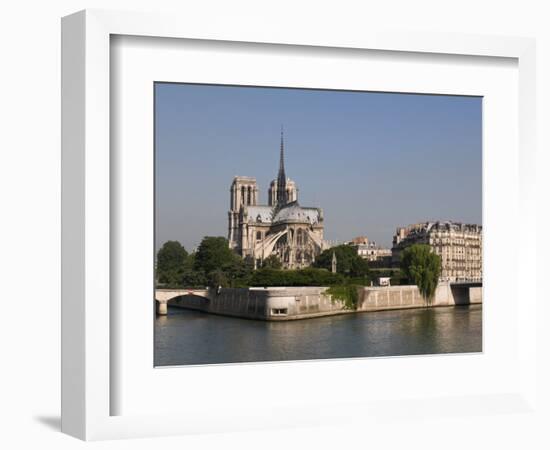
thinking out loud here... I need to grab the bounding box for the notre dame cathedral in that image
[228,130,327,269]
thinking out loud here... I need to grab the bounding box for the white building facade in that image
[348,236,392,266]
[392,221,483,282]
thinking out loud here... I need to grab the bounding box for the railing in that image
[439,277,483,284]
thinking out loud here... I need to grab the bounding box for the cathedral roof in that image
[244,202,322,225]
[272,201,321,225]
[245,205,273,223]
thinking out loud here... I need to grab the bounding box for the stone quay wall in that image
[356,282,482,312]
[166,282,482,321]
[168,286,347,320]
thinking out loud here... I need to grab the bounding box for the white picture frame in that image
[61,9,537,441]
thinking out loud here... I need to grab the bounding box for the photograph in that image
[154,83,483,366]
[1,0,543,445]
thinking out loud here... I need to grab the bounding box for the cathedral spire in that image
[276,126,288,207]
[279,126,285,175]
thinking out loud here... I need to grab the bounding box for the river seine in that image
[154,303,482,366]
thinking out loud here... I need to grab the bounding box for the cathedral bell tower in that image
[228,176,258,250]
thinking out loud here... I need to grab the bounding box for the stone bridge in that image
[155,288,210,315]
[447,281,482,305]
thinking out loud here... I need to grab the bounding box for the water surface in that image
[154,303,482,366]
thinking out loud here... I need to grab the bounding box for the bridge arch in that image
[155,288,210,315]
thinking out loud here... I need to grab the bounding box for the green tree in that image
[313,245,370,278]
[261,254,282,269]
[400,244,441,302]
[242,255,255,271]
[176,252,207,288]
[183,252,196,271]
[226,255,255,287]
[180,269,207,288]
[193,236,250,287]
[193,237,238,274]
[207,269,229,288]
[156,240,188,286]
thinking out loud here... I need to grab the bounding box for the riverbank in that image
[157,282,482,321]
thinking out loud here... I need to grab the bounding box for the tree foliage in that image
[157,240,188,272]
[207,269,229,288]
[248,267,344,287]
[400,244,441,302]
[261,254,282,269]
[313,245,370,278]
[180,267,206,288]
[156,238,376,290]
[194,237,238,274]
[193,236,252,287]
[156,240,188,287]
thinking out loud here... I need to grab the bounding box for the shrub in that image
[248,267,344,287]
[326,284,360,310]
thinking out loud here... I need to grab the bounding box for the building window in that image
[256,231,262,241]
[271,308,288,316]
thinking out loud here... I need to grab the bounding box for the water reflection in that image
[154,304,482,366]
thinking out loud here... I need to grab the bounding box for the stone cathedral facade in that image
[228,131,326,269]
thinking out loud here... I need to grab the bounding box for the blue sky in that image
[155,83,482,251]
